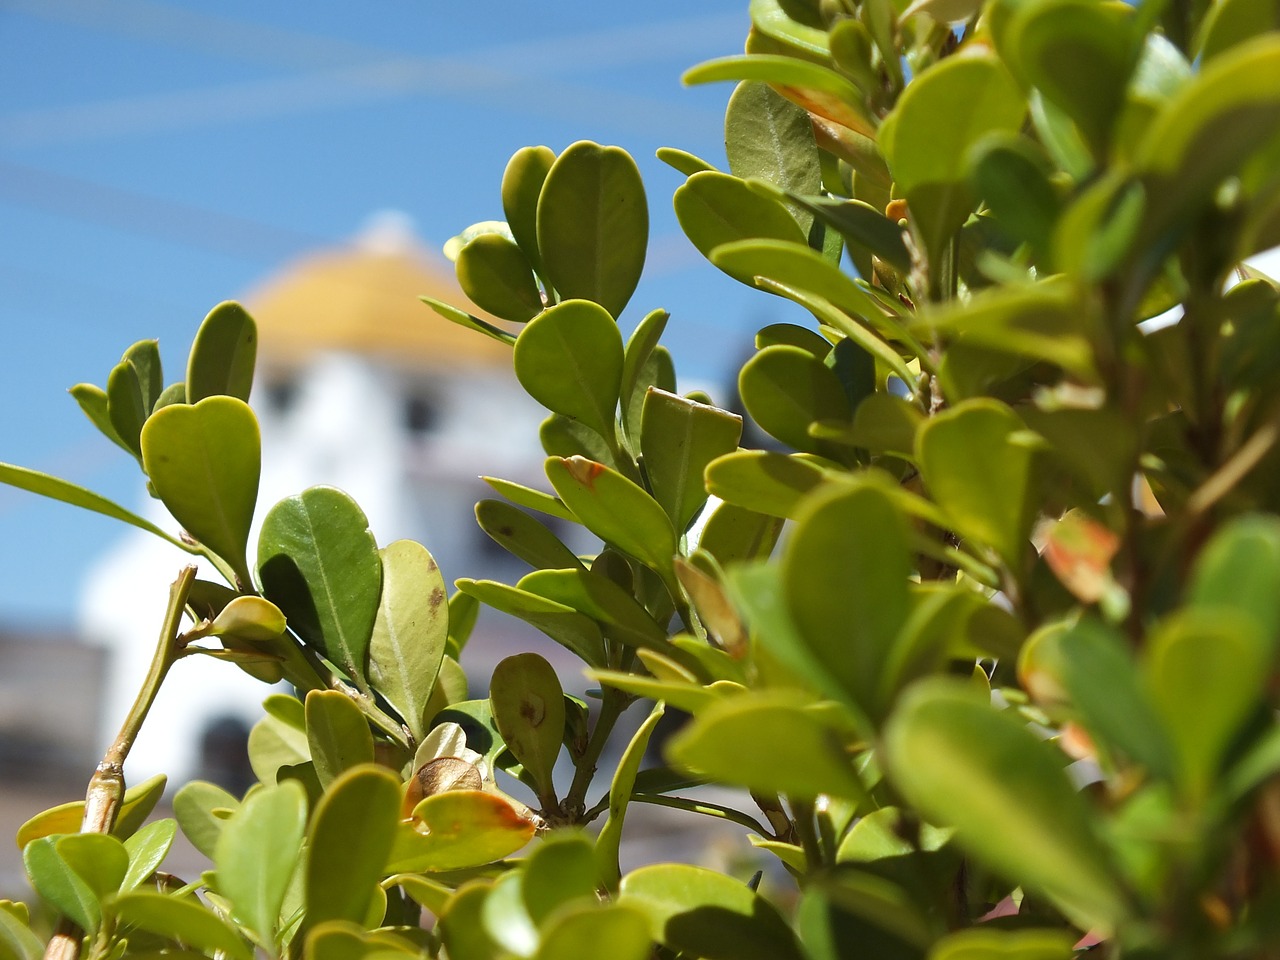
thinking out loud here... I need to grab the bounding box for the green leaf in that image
[215,780,307,949]
[784,481,912,719]
[884,680,1128,930]
[536,141,647,319]
[667,693,865,800]
[675,171,805,265]
[969,135,1061,262]
[518,568,669,652]
[0,906,43,960]
[926,927,1076,960]
[141,396,260,585]
[438,884,500,960]
[457,234,544,324]
[475,500,582,571]
[916,399,1039,568]
[514,299,624,440]
[597,703,665,891]
[69,382,128,452]
[187,301,257,403]
[107,338,163,458]
[850,393,922,459]
[482,476,576,523]
[697,501,784,565]
[368,540,448,741]
[777,193,912,272]
[121,819,177,892]
[545,456,676,577]
[502,145,556,276]
[1144,610,1270,801]
[305,691,375,789]
[656,147,716,176]
[172,781,239,860]
[750,0,830,56]
[489,653,565,802]
[1197,0,1280,61]
[710,239,909,347]
[114,892,253,960]
[640,388,742,534]
[1055,619,1175,779]
[914,282,1095,378]
[619,863,806,960]
[739,345,852,455]
[16,774,167,849]
[419,295,516,347]
[306,766,401,929]
[387,791,536,874]
[689,59,876,141]
[704,450,826,519]
[522,832,600,926]
[0,461,191,552]
[258,486,382,691]
[1186,514,1280,645]
[1008,0,1139,157]
[480,871,538,957]
[880,54,1025,265]
[23,837,102,934]
[54,833,128,900]
[535,904,650,960]
[1134,37,1280,238]
[454,578,606,668]
[620,307,671,445]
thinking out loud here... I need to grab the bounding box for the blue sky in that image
[0,0,793,626]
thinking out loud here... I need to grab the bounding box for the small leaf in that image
[502,145,556,275]
[535,904,650,960]
[368,540,448,741]
[597,703,665,890]
[187,301,257,403]
[514,300,624,440]
[482,476,576,523]
[142,396,260,585]
[675,171,805,263]
[457,235,544,324]
[927,927,1076,960]
[475,500,582,571]
[522,832,600,925]
[620,308,671,445]
[620,863,806,960]
[107,339,163,458]
[489,653,565,802]
[306,766,401,929]
[667,694,865,800]
[1186,514,1280,644]
[420,296,516,347]
[705,450,826,519]
[783,481,912,719]
[387,791,536,874]
[121,819,177,893]
[438,883,501,960]
[454,579,606,668]
[114,892,253,960]
[54,834,128,900]
[641,388,742,533]
[656,147,716,176]
[689,59,875,140]
[0,906,42,960]
[884,680,1128,930]
[306,691,375,789]
[258,486,382,691]
[739,346,852,456]
[23,838,101,934]
[69,382,128,451]
[916,399,1039,568]
[775,192,912,271]
[209,596,287,643]
[16,774,166,849]
[537,141,648,318]
[215,780,307,949]
[545,456,676,577]
[518,568,668,652]
[172,781,239,860]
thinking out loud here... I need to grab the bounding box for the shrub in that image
[4,1,1280,958]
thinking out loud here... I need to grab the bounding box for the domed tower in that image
[79,214,546,788]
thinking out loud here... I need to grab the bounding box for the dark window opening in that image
[403,391,439,435]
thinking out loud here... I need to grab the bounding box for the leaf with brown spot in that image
[489,653,565,805]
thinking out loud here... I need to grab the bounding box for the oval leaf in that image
[187,301,257,403]
[489,653,565,803]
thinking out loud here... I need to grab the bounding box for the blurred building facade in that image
[78,214,559,788]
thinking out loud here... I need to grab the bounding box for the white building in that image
[80,215,558,788]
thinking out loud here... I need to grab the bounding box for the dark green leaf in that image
[476,500,582,571]
[113,892,252,960]
[597,703,665,890]
[641,388,742,534]
[23,838,101,934]
[187,301,257,403]
[739,345,852,455]
[537,141,648,319]
[454,578,607,668]
[258,486,382,691]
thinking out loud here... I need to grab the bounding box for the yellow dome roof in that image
[244,218,514,370]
